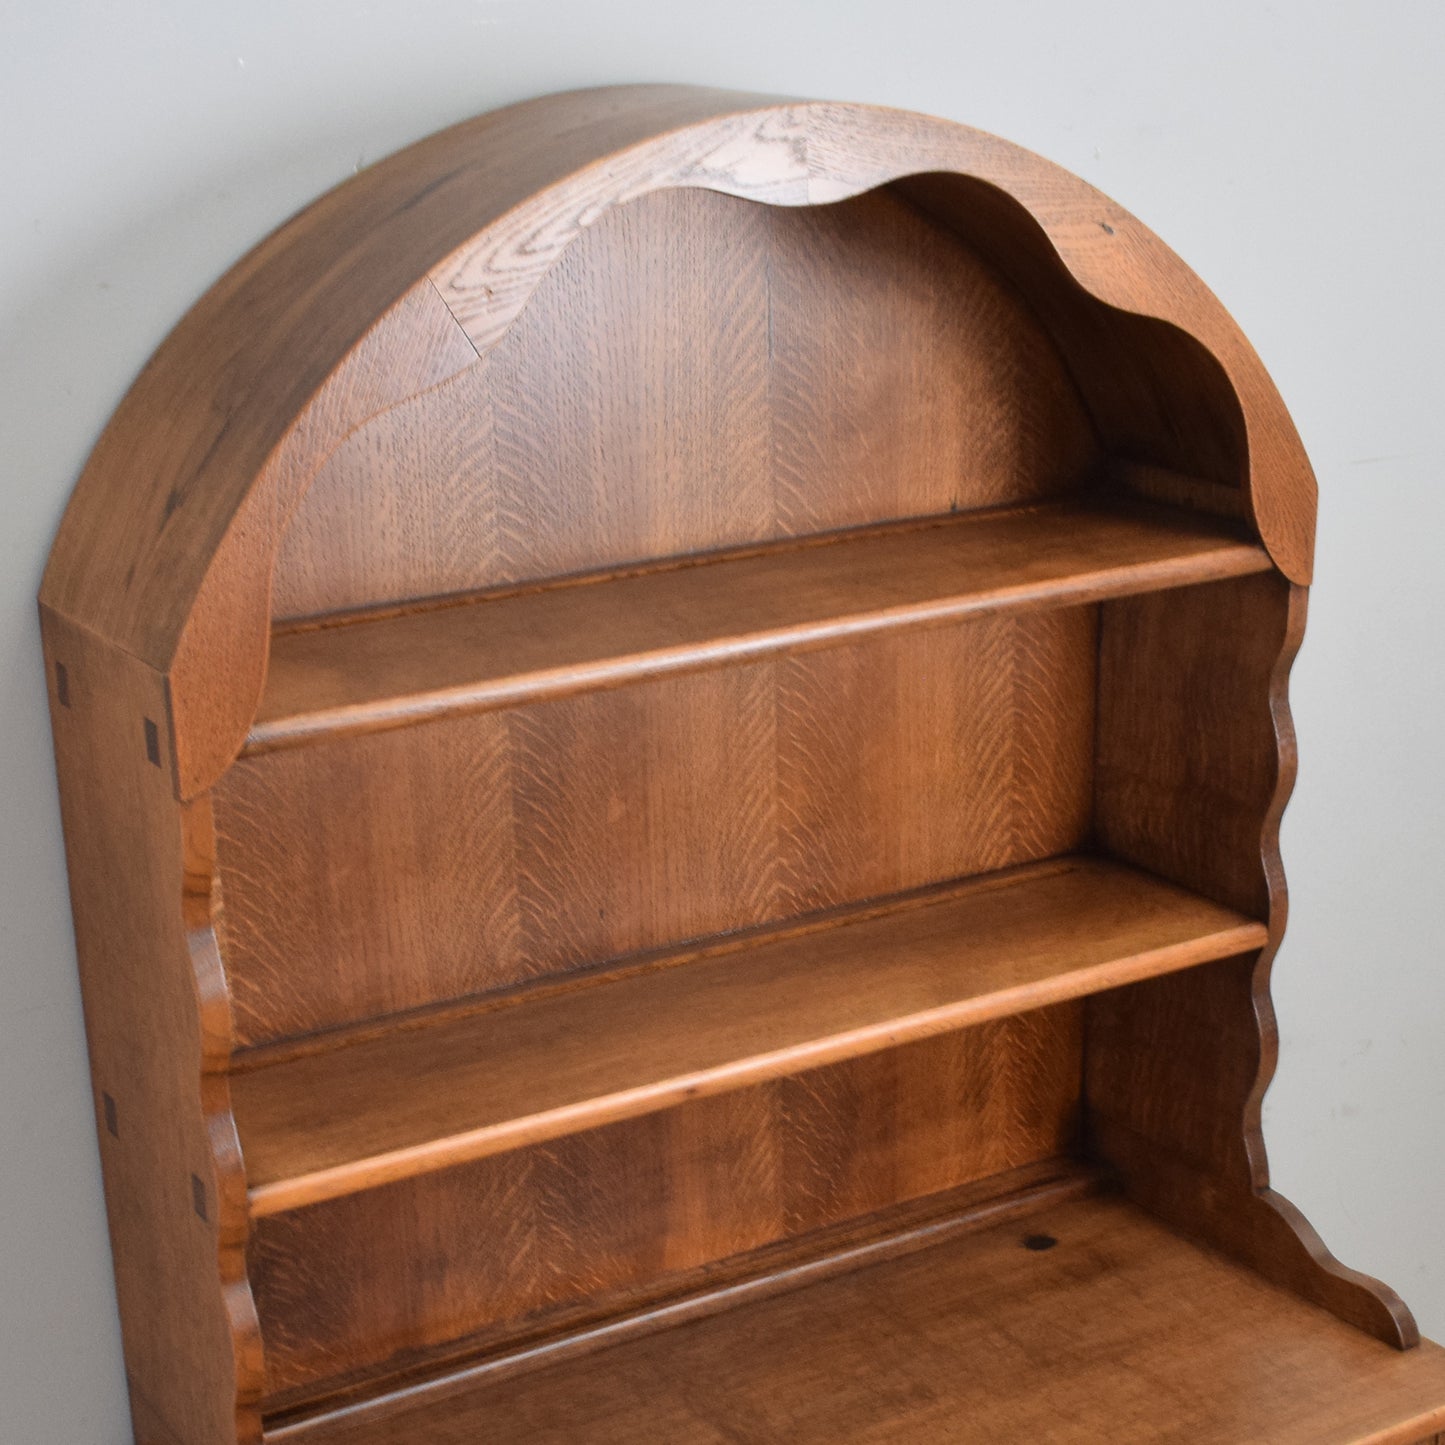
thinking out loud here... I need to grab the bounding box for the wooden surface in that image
[217,612,1097,1048]
[899,174,1254,514]
[232,856,1264,1215]
[40,83,1428,1444]
[255,497,1267,752]
[39,611,264,1443]
[1088,571,1416,1347]
[269,1194,1445,1445]
[38,86,1318,800]
[249,1035,1084,1404]
[272,185,1097,624]
[1095,570,1289,920]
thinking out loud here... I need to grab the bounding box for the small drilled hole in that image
[1023,1233,1058,1252]
[144,718,161,767]
[191,1173,208,1222]
[102,1092,118,1138]
[56,662,71,708]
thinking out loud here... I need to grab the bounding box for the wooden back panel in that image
[215,610,1096,1048]
[271,186,1098,622]
[250,1006,1084,1405]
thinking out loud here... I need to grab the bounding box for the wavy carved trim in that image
[37,87,1317,799]
[183,796,267,1438]
[1243,584,1419,1347]
[171,169,1266,796]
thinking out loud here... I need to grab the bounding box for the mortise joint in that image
[102,1092,118,1137]
[144,718,161,767]
[191,1173,208,1222]
[55,661,71,708]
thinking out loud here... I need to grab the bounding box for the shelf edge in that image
[245,918,1267,1218]
[246,540,1271,756]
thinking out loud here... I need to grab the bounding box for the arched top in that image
[40,85,1317,798]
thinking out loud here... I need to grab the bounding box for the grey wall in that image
[3,2,1442,1438]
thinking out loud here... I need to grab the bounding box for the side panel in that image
[1087,573,1416,1347]
[40,610,262,1443]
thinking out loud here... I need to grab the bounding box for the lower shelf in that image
[232,855,1265,1216]
[270,1189,1445,1445]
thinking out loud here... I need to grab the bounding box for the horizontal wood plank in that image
[233,856,1266,1216]
[269,1193,1445,1445]
[250,498,1270,752]
[261,1161,1102,1427]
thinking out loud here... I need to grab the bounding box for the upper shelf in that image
[231,855,1266,1218]
[248,495,1271,754]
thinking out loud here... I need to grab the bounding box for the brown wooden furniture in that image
[40,85,1445,1444]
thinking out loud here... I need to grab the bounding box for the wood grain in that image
[273,187,1098,622]
[254,497,1267,752]
[896,174,1253,502]
[265,1194,1445,1445]
[248,1020,1084,1405]
[215,611,1097,1047]
[1088,571,1417,1347]
[39,610,264,1444]
[1095,570,1289,918]
[40,84,1430,1445]
[231,855,1264,1215]
[40,87,1318,798]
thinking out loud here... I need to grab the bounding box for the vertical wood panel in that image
[1088,570,1289,1203]
[1087,955,1262,1194]
[505,662,781,978]
[215,711,524,1044]
[486,190,776,582]
[1094,571,1288,919]
[40,613,263,1444]
[271,187,1097,622]
[766,188,1095,535]
[1086,573,1416,1347]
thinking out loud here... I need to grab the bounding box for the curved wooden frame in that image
[41,84,1316,801]
[43,86,1427,1445]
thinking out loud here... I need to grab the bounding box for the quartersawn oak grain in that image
[217,612,1098,1048]
[251,496,1268,753]
[42,86,1318,799]
[40,84,1430,1444]
[231,856,1265,1215]
[250,1050,1088,1405]
[267,1195,1445,1445]
[271,185,1100,623]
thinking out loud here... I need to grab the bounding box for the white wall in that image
[3,2,1442,1438]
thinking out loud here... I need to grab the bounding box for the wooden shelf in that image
[232,856,1266,1217]
[45,86,1436,1445]
[248,497,1270,753]
[270,1191,1445,1445]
